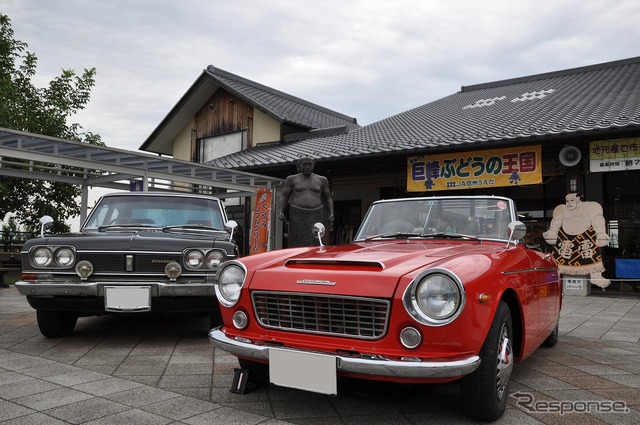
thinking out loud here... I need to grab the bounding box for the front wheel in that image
[36,310,78,338]
[461,301,513,422]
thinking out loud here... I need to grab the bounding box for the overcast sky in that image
[2,0,640,151]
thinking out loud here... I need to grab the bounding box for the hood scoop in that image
[285,258,385,271]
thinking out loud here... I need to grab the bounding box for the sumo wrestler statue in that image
[278,156,334,247]
[543,193,610,288]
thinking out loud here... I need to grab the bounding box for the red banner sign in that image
[250,189,272,254]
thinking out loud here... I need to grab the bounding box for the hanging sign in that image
[589,138,640,172]
[250,188,272,254]
[407,145,542,192]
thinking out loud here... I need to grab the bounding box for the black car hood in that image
[27,229,230,251]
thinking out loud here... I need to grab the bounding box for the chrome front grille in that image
[76,253,181,273]
[252,291,390,340]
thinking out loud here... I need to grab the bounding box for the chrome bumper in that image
[208,328,480,379]
[15,281,215,297]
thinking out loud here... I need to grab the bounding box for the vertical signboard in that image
[407,145,542,192]
[250,189,272,254]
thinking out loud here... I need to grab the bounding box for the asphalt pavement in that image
[2,285,640,424]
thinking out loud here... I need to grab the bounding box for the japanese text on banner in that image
[407,145,542,192]
[250,188,272,254]
[589,138,640,172]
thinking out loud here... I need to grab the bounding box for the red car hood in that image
[246,240,501,298]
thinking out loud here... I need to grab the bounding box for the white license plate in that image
[269,348,337,395]
[104,286,151,312]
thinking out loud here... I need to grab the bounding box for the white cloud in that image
[2,0,639,150]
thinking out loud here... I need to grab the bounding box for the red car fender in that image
[410,245,550,362]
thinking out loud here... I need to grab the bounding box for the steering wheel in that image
[380,220,416,233]
[108,217,140,225]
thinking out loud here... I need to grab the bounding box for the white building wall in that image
[172,119,195,161]
[253,108,280,145]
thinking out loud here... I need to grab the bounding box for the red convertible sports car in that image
[209,196,561,421]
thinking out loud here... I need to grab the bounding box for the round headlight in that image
[403,269,465,326]
[185,249,204,269]
[416,274,460,320]
[165,261,182,280]
[55,247,75,268]
[205,250,226,268]
[216,263,246,307]
[75,260,94,280]
[32,247,53,267]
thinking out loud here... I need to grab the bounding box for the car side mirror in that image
[313,222,326,247]
[506,221,526,246]
[225,220,238,242]
[39,215,54,237]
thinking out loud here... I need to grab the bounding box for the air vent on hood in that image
[285,258,385,270]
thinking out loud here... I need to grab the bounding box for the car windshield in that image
[83,195,226,230]
[353,197,515,241]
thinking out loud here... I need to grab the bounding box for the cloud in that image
[3,0,640,150]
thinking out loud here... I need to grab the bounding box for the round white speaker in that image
[559,146,582,167]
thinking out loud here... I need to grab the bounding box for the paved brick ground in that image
[2,286,640,424]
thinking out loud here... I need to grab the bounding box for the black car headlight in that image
[55,247,75,267]
[30,246,75,269]
[184,248,227,270]
[32,247,53,267]
[215,261,246,307]
[185,249,205,269]
[205,250,226,268]
[402,268,465,326]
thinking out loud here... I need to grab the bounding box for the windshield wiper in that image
[365,232,422,241]
[162,224,221,232]
[419,232,481,241]
[97,224,157,231]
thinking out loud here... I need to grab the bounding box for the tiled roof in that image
[140,66,359,155]
[209,57,640,170]
[205,66,360,131]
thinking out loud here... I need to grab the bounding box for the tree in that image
[1,216,29,251]
[0,14,103,233]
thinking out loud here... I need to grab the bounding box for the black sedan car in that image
[16,191,238,337]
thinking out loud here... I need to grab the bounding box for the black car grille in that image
[77,253,181,274]
[252,291,390,340]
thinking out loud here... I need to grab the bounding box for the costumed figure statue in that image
[543,193,610,288]
[278,156,334,247]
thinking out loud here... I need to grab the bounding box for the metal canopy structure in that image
[0,127,284,225]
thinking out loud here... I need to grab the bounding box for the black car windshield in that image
[353,197,515,241]
[83,195,226,230]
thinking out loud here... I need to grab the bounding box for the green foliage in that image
[0,14,103,233]
[1,216,19,234]
[1,216,33,250]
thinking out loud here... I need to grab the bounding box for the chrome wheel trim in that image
[495,323,513,401]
